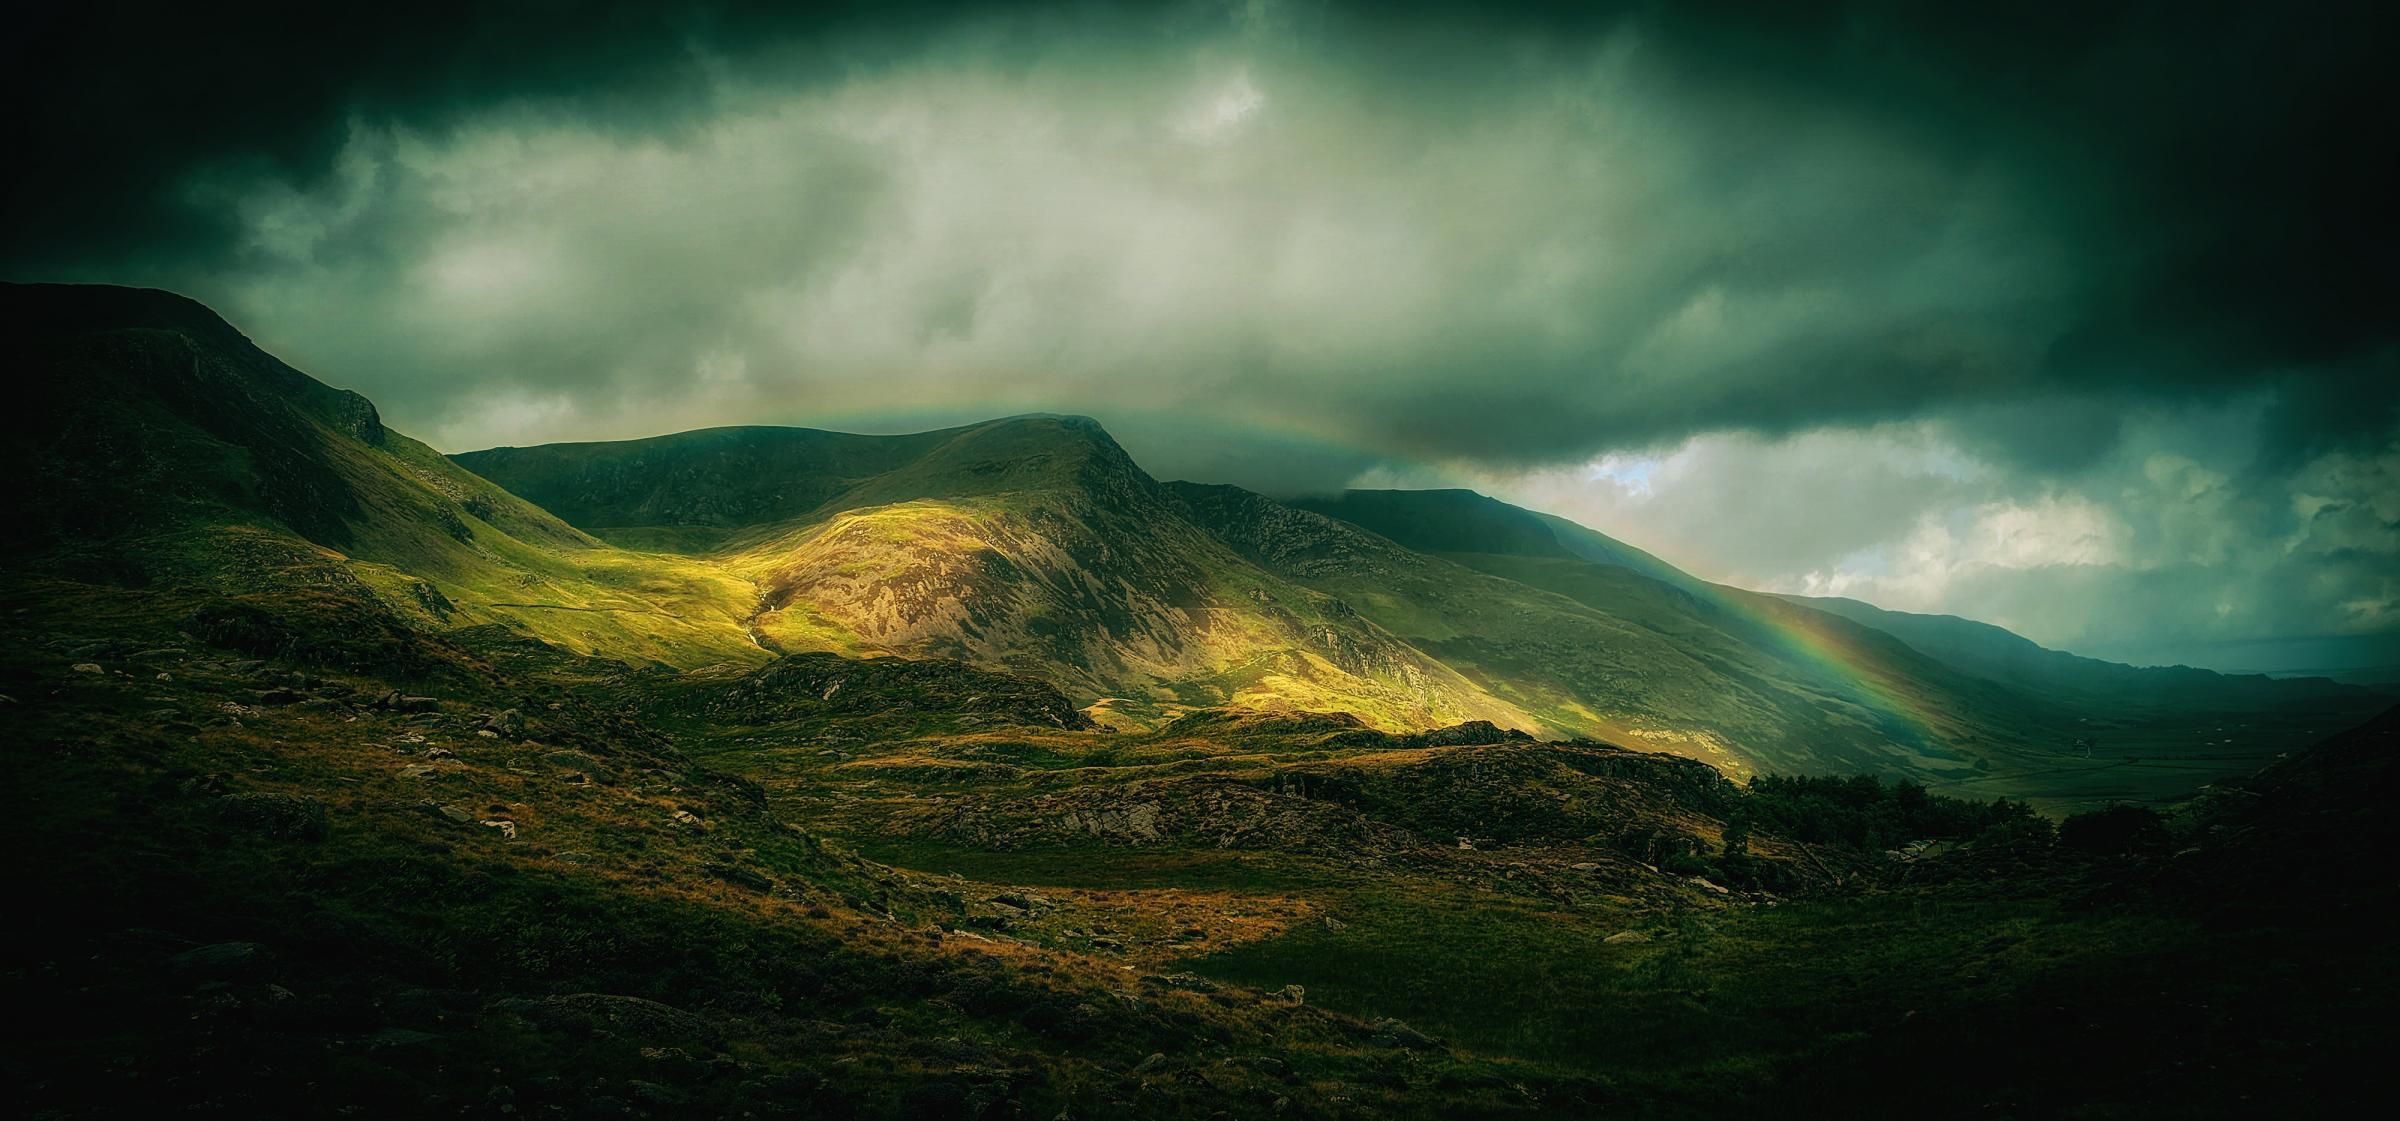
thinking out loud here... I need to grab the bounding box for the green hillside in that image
[1177,483,2051,778]
[1,282,764,669]
[1280,486,2387,809]
[467,415,1535,734]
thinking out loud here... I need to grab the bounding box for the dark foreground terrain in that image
[4,577,2392,1119]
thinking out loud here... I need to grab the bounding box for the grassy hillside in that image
[1177,483,2050,779]
[466,415,1538,734]
[1,282,764,670]
[1281,486,2389,808]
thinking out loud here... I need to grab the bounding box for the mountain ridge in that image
[8,282,2377,799]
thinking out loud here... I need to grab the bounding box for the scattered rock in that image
[1265,984,1306,1007]
[1603,930,1650,945]
[71,663,103,675]
[482,709,526,738]
[481,818,518,840]
[1130,1052,1166,1074]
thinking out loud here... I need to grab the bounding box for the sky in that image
[5,1,2394,674]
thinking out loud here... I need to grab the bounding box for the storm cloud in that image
[5,1,2393,671]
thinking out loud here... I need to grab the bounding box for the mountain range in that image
[9,281,2395,1118]
[7,282,2380,801]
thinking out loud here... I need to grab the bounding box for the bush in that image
[1738,774,2038,853]
[2059,805,2169,856]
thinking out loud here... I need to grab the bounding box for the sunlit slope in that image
[463,417,1537,732]
[1,283,762,668]
[1174,483,2046,777]
[1266,485,2387,785]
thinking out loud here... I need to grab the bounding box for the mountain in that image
[11,282,2371,795]
[463,418,1534,733]
[0,282,764,669]
[10,282,2391,1117]
[1772,593,2367,708]
[1290,488,1697,590]
[465,418,2063,777]
[1179,483,2061,777]
[1254,486,2385,802]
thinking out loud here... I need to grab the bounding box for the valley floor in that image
[5,575,2392,1119]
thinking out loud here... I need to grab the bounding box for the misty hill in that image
[1772,593,2365,708]
[1176,482,2058,777]
[1258,486,2386,799]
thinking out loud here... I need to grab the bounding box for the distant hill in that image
[1288,488,1697,589]
[1267,485,2385,803]
[1772,593,2363,710]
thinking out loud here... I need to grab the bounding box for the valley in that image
[5,283,2392,1118]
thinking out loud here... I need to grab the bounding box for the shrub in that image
[2059,805,2169,856]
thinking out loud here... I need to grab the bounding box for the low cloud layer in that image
[5,1,2393,671]
[1404,400,2399,671]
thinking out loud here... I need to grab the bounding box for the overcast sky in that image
[5,1,2393,673]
